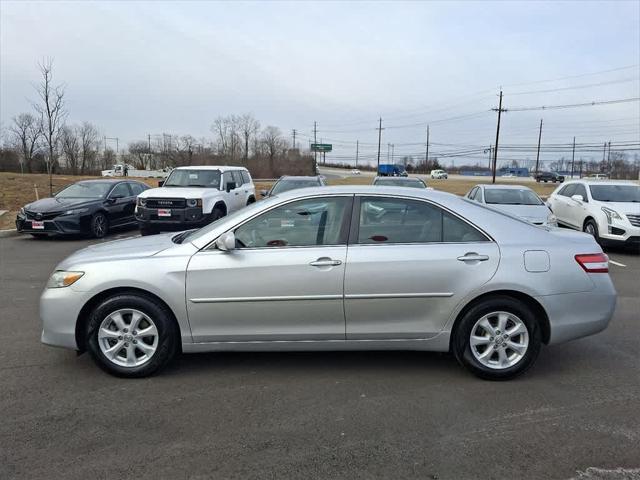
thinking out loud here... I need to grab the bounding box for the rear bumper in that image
[537,276,617,345]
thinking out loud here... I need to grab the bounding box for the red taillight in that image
[575,253,609,273]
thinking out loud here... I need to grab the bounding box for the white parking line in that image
[609,259,627,267]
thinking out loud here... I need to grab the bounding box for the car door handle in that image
[457,253,489,262]
[309,258,342,267]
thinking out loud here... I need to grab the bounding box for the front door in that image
[105,182,135,226]
[344,196,500,339]
[186,195,353,342]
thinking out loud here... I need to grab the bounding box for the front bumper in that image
[135,206,206,228]
[598,220,640,249]
[40,286,93,350]
[16,213,87,236]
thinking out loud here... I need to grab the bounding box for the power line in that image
[506,97,640,112]
[507,77,639,96]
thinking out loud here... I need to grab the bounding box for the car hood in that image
[594,201,640,216]
[59,232,179,268]
[139,187,221,199]
[487,203,550,223]
[24,197,99,212]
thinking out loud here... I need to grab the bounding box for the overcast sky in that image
[1,0,639,166]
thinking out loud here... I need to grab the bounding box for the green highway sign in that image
[311,143,332,152]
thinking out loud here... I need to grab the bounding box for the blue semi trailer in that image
[378,164,408,176]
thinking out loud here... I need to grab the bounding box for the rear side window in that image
[357,197,487,244]
[241,171,251,185]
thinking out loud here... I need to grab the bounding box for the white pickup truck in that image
[101,164,170,178]
[134,166,256,235]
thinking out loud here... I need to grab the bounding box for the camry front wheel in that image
[86,293,179,377]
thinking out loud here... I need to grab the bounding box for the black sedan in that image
[16,179,149,238]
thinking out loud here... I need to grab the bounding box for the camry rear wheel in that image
[453,296,541,380]
[86,294,178,377]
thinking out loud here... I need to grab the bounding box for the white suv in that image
[547,179,640,248]
[135,166,255,235]
[430,169,448,179]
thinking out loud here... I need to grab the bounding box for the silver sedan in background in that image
[40,186,616,380]
[466,184,557,226]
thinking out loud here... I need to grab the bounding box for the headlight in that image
[63,208,89,216]
[601,207,622,224]
[186,199,202,207]
[546,213,557,226]
[19,207,25,216]
[137,197,147,207]
[46,270,84,288]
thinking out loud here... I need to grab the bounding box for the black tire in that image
[140,226,159,236]
[85,293,179,378]
[210,206,225,222]
[90,212,109,238]
[583,219,600,244]
[452,295,542,381]
[246,197,256,205]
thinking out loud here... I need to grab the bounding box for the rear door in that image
[344,195,499,339]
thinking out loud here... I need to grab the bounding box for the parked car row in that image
[16,166,256,238]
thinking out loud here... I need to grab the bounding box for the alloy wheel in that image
[93,215,107,237]
[469,311,529,370]
[98,309,159,368]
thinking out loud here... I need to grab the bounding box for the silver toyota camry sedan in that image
[40,186,616,380]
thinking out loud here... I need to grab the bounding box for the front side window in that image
[110,183,131,198]
[559,184,577,197]
[163,169,221,188]
[357,197,487,244]
[573,184,589,202]
[129,182,146,196]
[232,170,244,186]
[235,197,350,248]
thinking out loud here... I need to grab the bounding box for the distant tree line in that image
[0,60,314,185]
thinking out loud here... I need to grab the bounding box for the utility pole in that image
[387,143,390,162]
[355,140,359,168]
[491,90,505,184]
[148,134,151,153]
[534,119,543,177]
[424,125,430,174]
[487,144,492,170]
[313,121,317,165]
[376,117,383,172]
[391,144,395,163]
[607,140,612,172]
[292,129,297,148]
[570,136,576,178]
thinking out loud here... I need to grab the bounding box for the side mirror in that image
[158,180,165,187]
[571,194,584,202]
[225,182,236,193]
[215,231,236,252]
[260,190,268,197]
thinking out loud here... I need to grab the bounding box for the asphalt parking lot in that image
[1,231,639,480]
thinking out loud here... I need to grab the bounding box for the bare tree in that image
[9,113,43,173]
[240,113,260,162]
[60,125,80,175]
[33,58,66,194]
[128,141,150,169]
[260,126,287,173]
[78,122,100,174]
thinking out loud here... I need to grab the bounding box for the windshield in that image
[163,170,221,188]
[589,184,640,202]
[270,179,321,195]
[374,178,426,188]
[56,182,112,199]
[484,188,543,205]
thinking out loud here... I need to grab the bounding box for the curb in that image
[0,229,19,238]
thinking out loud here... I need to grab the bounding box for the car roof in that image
[77,179,128,183]
[563,179,637,186]
[479,184,534,190]
[273,185,456,201]
[277,176,321,181]
[173,165,247,172]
